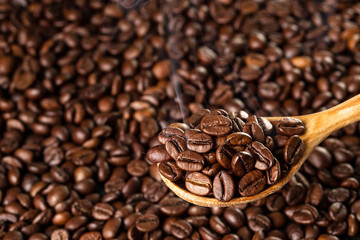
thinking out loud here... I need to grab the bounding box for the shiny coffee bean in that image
[159,160,183,181]
[250,141,275,170]
[176,150,205,171]
[239,170,266,197]
[284,135,305,165]
[186,130,214,153]
[276,117,305,136]
[165,136,187,160]
[200,114,233,136]
[185,172,212,196]
[213,170,235,202]
[231,151,254,177]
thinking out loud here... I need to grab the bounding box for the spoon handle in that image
[299,94,360,145]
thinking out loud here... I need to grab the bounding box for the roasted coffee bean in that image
[158,127,185,145]
[222,234,240,240]
[186,130,213,153]
[159,197,189,216]
[285,183,307,206]
[248,214,271,232]
[216,145,236,170]
[200,114,233,136]
[265,136,275,151]
[209,216,230,235]
[286,223,305,240]
[71,149,96,165]
[284,135,305,165]
[331,163,354,179]
[51,229,70,240]
[308,146,332,169]
[276,117,305,136]
[92,203,114,221]
[165,136,187,160]
[250,141,275,170]
[143,182,168,203]
[231,151,254,177]
[159,160,183,181]
[258,117,274,135]
[239,66,262,81]
[65,216,88,231]
[136,214,160,232]
[169,220,192,239]
[243,122,265,143]
[213,170,235,202]
[185,110,210,128]
[199,226,220,240]
[185,172,212,196]
[329,202,347,222]
[79,231,102,240]
[146,145,172,163]
[128,225,144,240]
[347,214,358,237]
[225,132,252,147]
[266,158,281,185]
[327,221,347,235]
[292,204,318,224]
[202,163,222,177]
[71,199,93,217]
[127,160,149,177]
[239,170,266,197]
[176,150,205,171]
[47,185,70,207]
[266,195,285,212]
[186,215,209,228]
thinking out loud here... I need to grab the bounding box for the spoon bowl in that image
[158,94,360,207]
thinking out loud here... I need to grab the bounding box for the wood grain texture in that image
[158,94,360,207]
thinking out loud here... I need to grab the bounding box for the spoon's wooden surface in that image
[158,94,360,207]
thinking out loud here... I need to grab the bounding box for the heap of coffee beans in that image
[147,109,305,201]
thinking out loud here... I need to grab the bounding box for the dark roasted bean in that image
[146,145,172,163]
[176,150,205,171]
[266,159,281,185]
[171,219,193,239]
[165,136,187,160]
[243,122,265,143]
[202,163,222,177]
[216,145,236,170]
[200,114,233,136]
[225,132,252,147]
[276,117,305,136]
[239,170,266,197]
[136,214,160,232]
[92,203,114,221]
[248,214,271,232]
[209,216,230,235]
[185,172,212,196]
[213,170,234,202]
[231,151,254,177]
[159,160,183,181]
[159,197,189,216]
[284,135,305,165]
[250,141,275,170]
[186,130,213,153]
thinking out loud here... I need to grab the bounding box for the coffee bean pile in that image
[148,109,305,201]
[0,0,360,239]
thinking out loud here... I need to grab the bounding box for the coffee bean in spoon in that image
[148,109,306,202]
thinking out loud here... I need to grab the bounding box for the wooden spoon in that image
[158,94,360,207]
